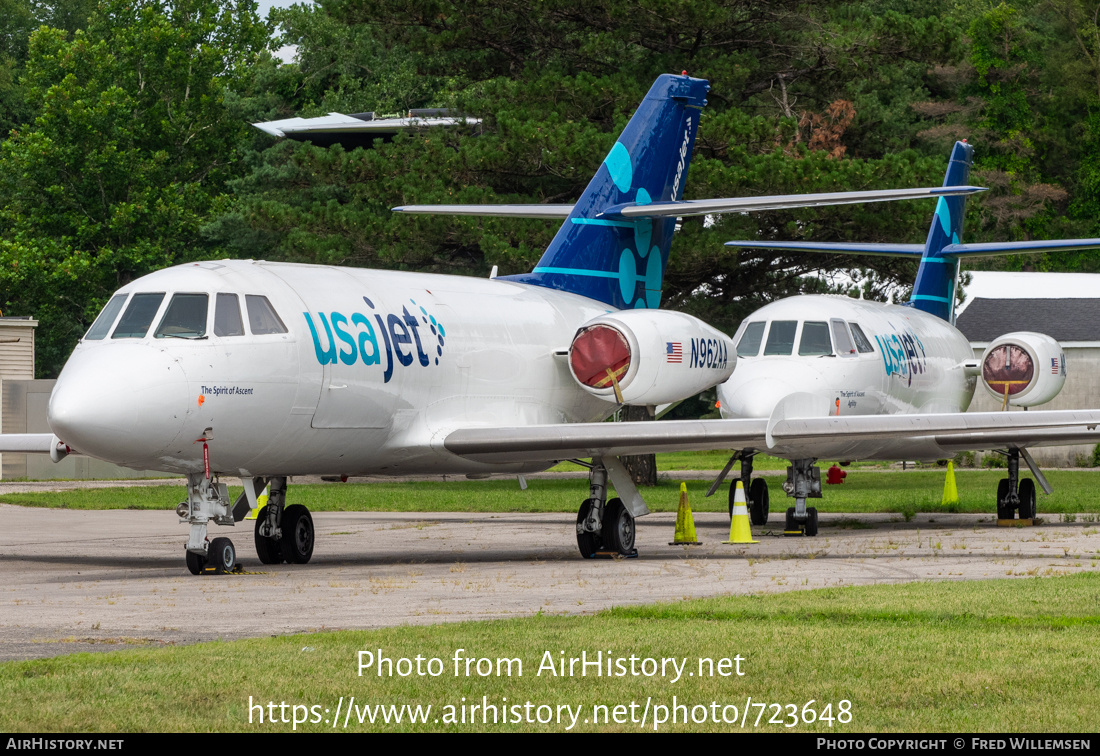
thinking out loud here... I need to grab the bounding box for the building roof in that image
[958,271,1100,309]
[955,298,1100,342]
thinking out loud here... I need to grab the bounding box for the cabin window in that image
[763,320,797,356]
[155,293,209,339]
[246,295,288,335]
[798,321,832,356]
[214,293,245,337]
[736,321,765,357]
[831,319,856,357]
[112,293,166,339]
[849,323,875,353]
[84,294,128,340]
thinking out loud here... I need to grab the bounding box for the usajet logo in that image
[874,326,927,386]
[304,296,446,383]
[670,118,694,200]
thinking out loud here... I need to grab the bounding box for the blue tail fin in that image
[908,141,974,322]
[500,74,709,309]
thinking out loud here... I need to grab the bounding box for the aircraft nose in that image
[48,344,190,467]
[719,376,802,419]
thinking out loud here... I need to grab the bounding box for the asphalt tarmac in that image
[3,501,1099,662]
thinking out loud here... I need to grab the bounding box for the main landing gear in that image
[180,474,314,574]
[575,459,645,558]
[728,452,770,526]
[996,448,1037,521]
[780,458,821,537]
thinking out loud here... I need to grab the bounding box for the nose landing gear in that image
[781,458,821,536]
[181,474,313,574]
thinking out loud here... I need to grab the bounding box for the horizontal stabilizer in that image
[392,204,575,219]
[724,237,1100,260]
[941,238,1100,258]
[395,186,984,220]
[604,186,985,218]
[724,241,925,257]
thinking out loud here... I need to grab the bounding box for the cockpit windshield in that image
[214,293,245,337]
[763,321,797,356]
[112,293,166,339]
[155,293,208,339]
[84,294,128,340]
[798,321,832,356]
[736,321,765,357]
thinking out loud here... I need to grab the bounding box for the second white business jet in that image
[712,141,1100,534]
[3,75,1089,572]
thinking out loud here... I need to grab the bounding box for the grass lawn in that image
[3,574,1099,732]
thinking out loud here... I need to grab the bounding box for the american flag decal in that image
[1051,357,1059,375]
[666,342,682,363]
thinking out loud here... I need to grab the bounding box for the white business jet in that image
[1,75,1082,574]
[712,140,1100,534]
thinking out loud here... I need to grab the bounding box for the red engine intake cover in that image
[982,344,1033,396]
[570,325,631,389]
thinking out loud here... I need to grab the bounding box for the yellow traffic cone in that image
[942,462,959,507]
[245,484,270,521]
[724,480,758,544]
[669,482,701,545]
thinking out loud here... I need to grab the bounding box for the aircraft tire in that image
[749,478,770,526]
[253,506,284,564]
[784,507,798,533]
[185,549,206,575]
[208,537,237,574]
[602,498,635,554]
[281,505,315,564]
[576,499,603,558]
[996,478,1012,519]
[1018,478,1037,520]
[804,507,819,537]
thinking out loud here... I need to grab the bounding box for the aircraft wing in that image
[394,186,985,219]
[444,409,1100,464]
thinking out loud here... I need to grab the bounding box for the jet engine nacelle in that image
[568,310,736,406]
[979,332,1066,407]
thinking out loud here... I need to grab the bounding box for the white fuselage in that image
[717,295,979,460]
[48,260,617,477]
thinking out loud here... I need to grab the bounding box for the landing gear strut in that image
[729,453,770,526]
[996,449,1037,520]
[781,458,821,536]
[180,474,314,574]
[254,477,285,564]
[180,473,235,575]
[575,460,637,558]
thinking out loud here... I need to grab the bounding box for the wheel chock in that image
[783,529,805,537]
[591,549,638,559]
[670,482,701,545]
[997,518,1036,527]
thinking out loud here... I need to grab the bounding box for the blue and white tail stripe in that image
[500,74,709,310]
[907,141,972,322]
